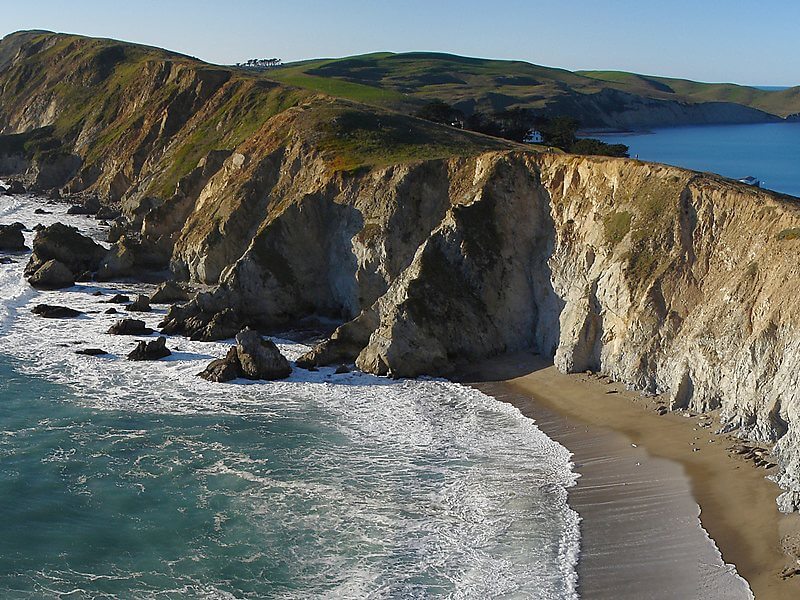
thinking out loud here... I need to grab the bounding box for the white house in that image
[523,129,544,144]
[738,176,761,188]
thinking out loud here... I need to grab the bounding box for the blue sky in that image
[1,0,797,86]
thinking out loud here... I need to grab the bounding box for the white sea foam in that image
[0,194,581,598]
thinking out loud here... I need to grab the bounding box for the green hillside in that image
[265,52,800,127]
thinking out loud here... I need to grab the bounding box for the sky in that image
[1,0,798,86]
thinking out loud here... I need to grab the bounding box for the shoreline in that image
[460,353,800,600]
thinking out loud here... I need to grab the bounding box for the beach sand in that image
[461,353,800,600]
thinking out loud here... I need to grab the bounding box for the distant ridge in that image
[267,51,800,128]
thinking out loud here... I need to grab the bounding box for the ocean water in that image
[596,122,800,197]
[0,193,580,599]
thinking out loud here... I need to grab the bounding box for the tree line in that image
[414,100,629,157]
[236,58,283,70]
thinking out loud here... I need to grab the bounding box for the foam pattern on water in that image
[0,195,580,598]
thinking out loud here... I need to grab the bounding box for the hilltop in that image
[266,51,800,128]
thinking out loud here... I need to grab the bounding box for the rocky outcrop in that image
[96,237,136,280]
[149,280,190,304]
[107,318,153,336]
[24,223,105,278]
[198,331,292,382]
[198,347,242,383]
[27,258,74,289]
[126,295,151,312]
[127,336,171,361]
[234,328,291,380]
[31,304,82,318]
[0,222,26,250]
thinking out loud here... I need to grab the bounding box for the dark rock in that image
[75,270,93,282]
[0,222,27,250]
[0,186,6,194]
[32,304,82,318]
[127,336,171,361]
[33,223,45,231]
[296,311,379,368]
[235,328,291,380]
[190,308,239,341]
[95,206,120,221]
[102,293,130,304]
[198,347,242,383]
[28,259,75,289]
[150,280,190,304]
[107,221,126,244]
[107,318,153,336]
[75,348,108,356]
[66,196,101,215]
[126,295,151,312]
[33,208,50,215]
[334,364,351,374]
[91,290,103,296]
[0,257,12,264]
[105,307,118,314]
[24,223,106,277]
[7,181,25,194]
[48,188,61,200]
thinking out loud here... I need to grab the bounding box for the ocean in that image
[0,192,580,599]
[596,122,800,198]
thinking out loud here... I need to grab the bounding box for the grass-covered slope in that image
[0,32,520,199]
[267,51,800,126]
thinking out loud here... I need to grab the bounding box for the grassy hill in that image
[0,31,525,196]
[265,52,800,127]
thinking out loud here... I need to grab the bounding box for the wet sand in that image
[460,353,800,600]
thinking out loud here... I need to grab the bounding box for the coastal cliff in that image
[2,31,800,508]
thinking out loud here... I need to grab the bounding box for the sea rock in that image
[0,222,27,250]
[24,223,105,277]
[95,206,120,221]
[126,295,151,312]
[235,328,291,380]
[32,304,82,318]
[75,348,108,356]
[33,208,50,215]
[0,257,12,264]
[198,347,242,383]
[6,181,25,194]
[190,308,239,341]
[334,364,351,374]
[27,258,74,289]
[102,293,130,304]
[127,336,171,361]
[107,318,153,336]
[149,280,191,304]
[104,307,118,314]
[96,237,136,280]
[66,195,101,215]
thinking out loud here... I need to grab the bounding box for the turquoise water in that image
[0,350,580,599]
[597,122,800,197]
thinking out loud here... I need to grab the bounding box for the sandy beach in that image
[461,353,800,600]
